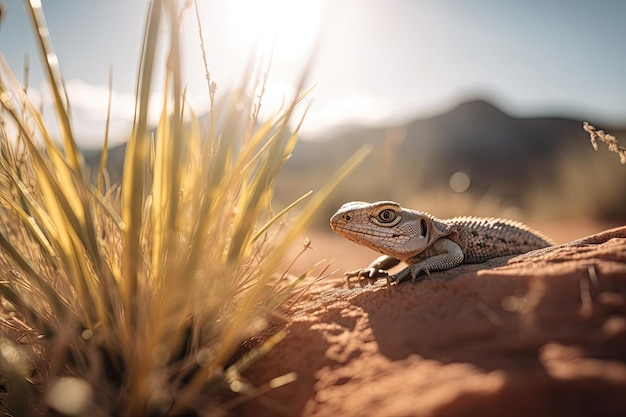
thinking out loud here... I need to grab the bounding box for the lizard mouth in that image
[329,214,343,232]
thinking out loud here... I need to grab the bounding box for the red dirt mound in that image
[236,226,626,417]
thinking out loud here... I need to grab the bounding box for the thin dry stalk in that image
[583,121,626,165]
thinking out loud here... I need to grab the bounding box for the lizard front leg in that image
[389,238,464,284]
[344,255,401,283]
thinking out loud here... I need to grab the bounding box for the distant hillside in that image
[289,100,593,182]
[293,100,626,219]
[84,99,626,224]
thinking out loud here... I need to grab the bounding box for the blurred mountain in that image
[288,100,626,220]
[290,99,588,182]
[84,99,626,223]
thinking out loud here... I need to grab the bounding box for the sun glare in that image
[229,0,323,65]
[182,0,324,122]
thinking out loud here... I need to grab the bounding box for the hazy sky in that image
[1,0,625,148]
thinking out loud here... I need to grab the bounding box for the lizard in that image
[330,201,554,284]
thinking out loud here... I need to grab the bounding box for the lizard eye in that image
[377,209,396,223]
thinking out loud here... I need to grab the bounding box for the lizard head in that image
[330,201,446,261]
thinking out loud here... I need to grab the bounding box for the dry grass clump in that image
[0,1,367,415]
[583,121,626,165]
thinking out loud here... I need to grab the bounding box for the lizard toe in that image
[389,270,410,285]
[410,268,430,283]
[345,268,388,282]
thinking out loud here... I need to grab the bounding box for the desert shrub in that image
[0,1,366,415]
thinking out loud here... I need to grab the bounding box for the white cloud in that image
[301,94,396,137]
[255,81,301,118]
[24,80,135,147]
[65,79,136,122]
[26,77,374,147]
[28,79,191,148]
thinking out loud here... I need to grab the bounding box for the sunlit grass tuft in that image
[0,0,368,415]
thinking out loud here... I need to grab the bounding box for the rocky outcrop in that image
[237,226,626,417]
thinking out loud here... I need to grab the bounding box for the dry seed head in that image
[583,121,626,164]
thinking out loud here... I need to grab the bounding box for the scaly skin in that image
[330,201,554,284]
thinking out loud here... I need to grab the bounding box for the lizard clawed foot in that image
[344,268,389,285]
[387,268,430,285]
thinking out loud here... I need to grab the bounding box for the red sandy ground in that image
[234,223,626,417]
